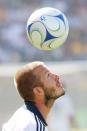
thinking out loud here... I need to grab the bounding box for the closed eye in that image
[44,70,52,79]
[47,73,50,76]
[47,73,51,79]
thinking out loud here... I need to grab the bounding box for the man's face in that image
[34,65,65,101]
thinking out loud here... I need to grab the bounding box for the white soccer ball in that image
[27,7,69,50]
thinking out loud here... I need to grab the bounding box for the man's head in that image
[14,61,44,101]
[14,61,65,104]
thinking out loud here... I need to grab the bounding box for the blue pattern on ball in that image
[56,14,65,24]
[28,23,33,34]
[44,28,57,42]
[27,14,67,46]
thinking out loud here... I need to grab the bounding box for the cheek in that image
[44,86,55,96]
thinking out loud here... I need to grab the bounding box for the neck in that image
[35,99,54,120]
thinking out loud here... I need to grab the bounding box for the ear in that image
[33,87,44,96]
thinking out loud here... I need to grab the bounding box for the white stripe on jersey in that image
[35,115,45,131]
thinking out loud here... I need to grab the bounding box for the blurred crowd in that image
[0,0,87,63]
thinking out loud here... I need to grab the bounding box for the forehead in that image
[33,65,50,77]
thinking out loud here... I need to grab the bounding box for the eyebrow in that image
[44,69,50,75]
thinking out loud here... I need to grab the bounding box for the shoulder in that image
[2,106,36,131]
[12,106,36,123]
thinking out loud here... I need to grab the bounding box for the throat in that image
[35,102,51,120]
[44,95,55,108]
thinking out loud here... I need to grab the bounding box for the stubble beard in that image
[43,88,59,107]
[43,86,65,107]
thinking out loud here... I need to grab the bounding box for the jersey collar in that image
[25,101,47,126]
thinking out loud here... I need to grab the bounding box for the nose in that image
[53,73,59,80]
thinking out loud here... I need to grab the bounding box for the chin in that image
[56,90,65,99]
[61,91,65,96]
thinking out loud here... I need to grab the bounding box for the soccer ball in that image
[27,7,69,50]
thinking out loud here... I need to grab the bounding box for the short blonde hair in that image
[14,61,44,101]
